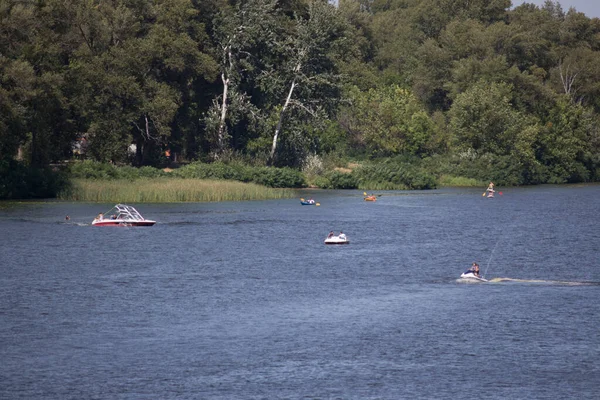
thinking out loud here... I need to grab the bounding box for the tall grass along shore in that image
[60,178,296,203]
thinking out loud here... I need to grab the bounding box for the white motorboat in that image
[458,271,488,282]
[324,234,349,245]
[92,204,156,227]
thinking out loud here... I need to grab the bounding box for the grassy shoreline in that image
[60,178,296,203]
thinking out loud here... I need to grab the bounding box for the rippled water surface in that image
[1,185,599,399]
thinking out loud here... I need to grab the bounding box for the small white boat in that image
[92,204,156,227]
[458,271,488,282]
[324,234,349,245]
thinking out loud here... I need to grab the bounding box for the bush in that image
[312,175,332,189]
[173,162,249,181]
[421,153,548,186]
[115,165,166,180]
[354,160,437,190]
[319,171,358,189]
[250,167,306,188]
[68,160,119,179]
[0,160,70,199]
[69,161,167,180]
[173,162,306,188]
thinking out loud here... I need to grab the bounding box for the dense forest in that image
[2,0,600,197]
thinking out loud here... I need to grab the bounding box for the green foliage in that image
[173,162,306,188]
[315,171,358,189]
[117,166,167,180]
[3,0,600,196]
[353,158,437,190]
[0,160,69,199]
[172,162,250,181]
[67,160,305,188]
[68,161,166,180]
[421,152,547,186]
[437,175,484,187]
[250,167,306,188]
[263,0,351,162]
[68,160,120,179]
[343,85,438,157]
[536,97,597,183]
[449,81,524,155]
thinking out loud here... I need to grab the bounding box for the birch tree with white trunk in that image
[267,0,348,162]
[207,0,279,157]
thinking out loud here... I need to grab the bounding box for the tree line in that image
[2,0,600,190]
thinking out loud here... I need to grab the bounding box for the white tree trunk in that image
[559,60,578,96]
[218,72,229,151]
[217,44,233,153]
[271,63,301,159]
[145,114,150,139]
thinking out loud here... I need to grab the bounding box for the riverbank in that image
[59,178,296,203]
[0,159,511,201]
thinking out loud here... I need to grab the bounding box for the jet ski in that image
[458,271,488,282]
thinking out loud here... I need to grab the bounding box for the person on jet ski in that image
[468,262,480,277]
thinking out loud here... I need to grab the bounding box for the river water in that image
[1,185,599,399]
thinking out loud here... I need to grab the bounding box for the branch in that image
[289,99,318,117]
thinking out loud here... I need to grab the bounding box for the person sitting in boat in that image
[487,182,495,192]
[308,198,315,204]
[95,213,103,221]
[339,231,346,240]
[327,231,334,238]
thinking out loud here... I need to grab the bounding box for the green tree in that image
[342,85,437,157]
[550,47,600,112]
[0,0,80,166]
[449,81,531,155]
[261,1,349,165]
[72,0,218,165]
[537,96,598,183]
[205,0,279,157]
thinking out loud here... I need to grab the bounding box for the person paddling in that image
[487,182,495,192]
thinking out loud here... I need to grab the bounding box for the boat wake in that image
[487,277,600,286]
[456,277,486,284]
[55,221,89,226]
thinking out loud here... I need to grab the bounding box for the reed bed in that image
[61,178,296,202]
[438,175,485,187]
